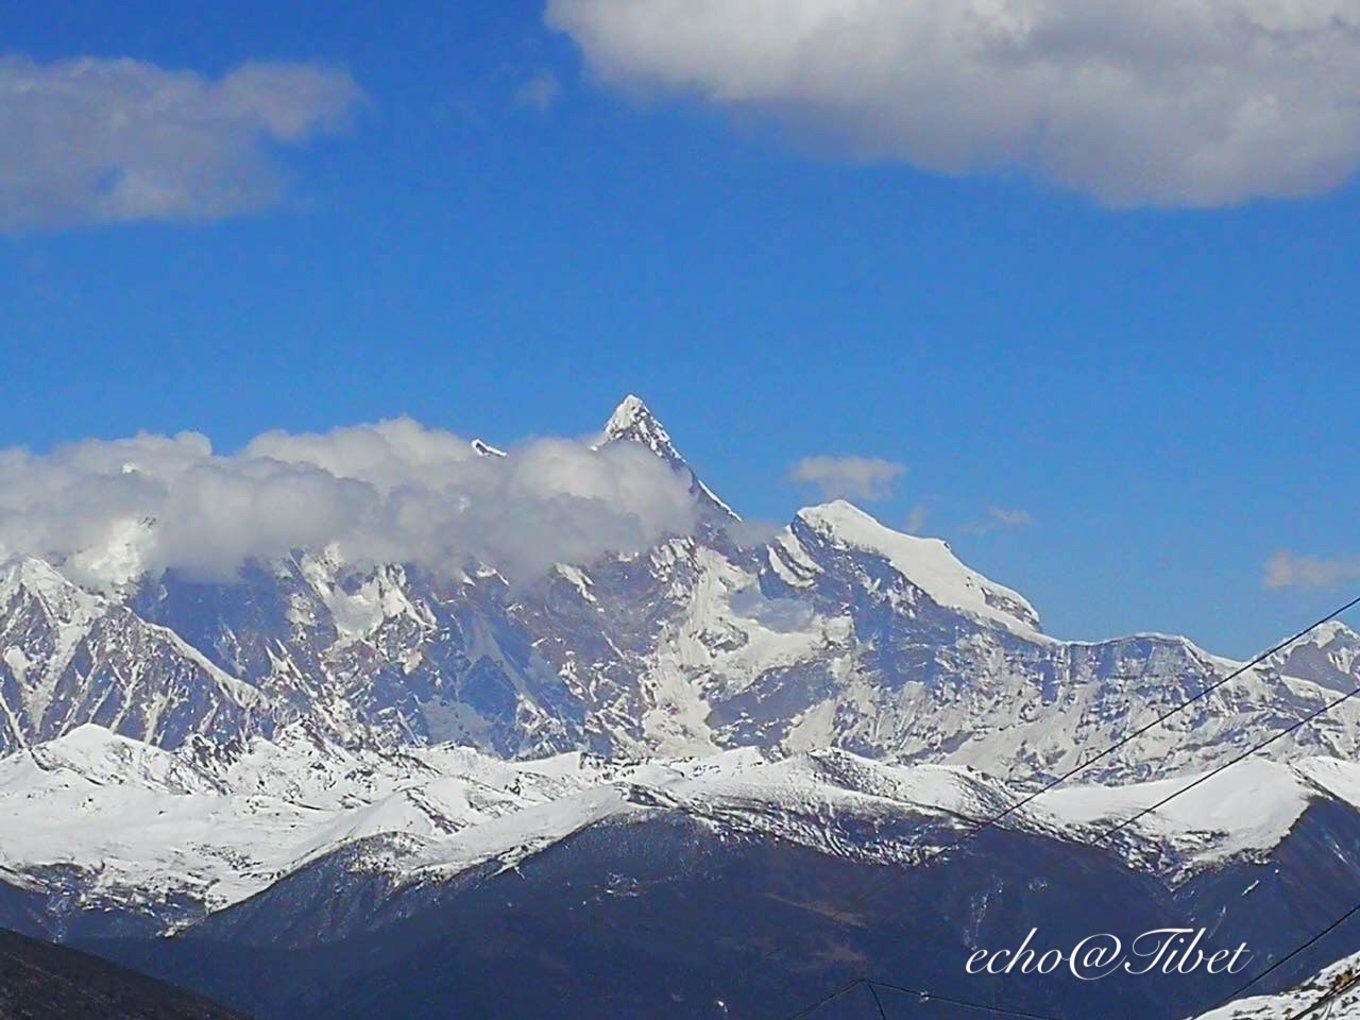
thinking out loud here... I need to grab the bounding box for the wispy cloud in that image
[960,506,1035,536]
[0,420,700,588]
[1263,551,1360,591]
[515,70,562,112]
[903,504,928,535]
[548,0,1360,206]
[0,56,363,232]
[787,456,904,501]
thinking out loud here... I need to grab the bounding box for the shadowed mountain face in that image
[0,928,246,1020]
[81,802,1360,1020]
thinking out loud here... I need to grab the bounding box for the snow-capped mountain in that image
[5,720,1360,1018]
[594,393,738,519]
[0,556,273,752]
[6,721,1360,934]
[3,396,1360,1018]
[2,397,1357,784]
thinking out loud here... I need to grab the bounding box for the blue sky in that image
[2,1,1358,656]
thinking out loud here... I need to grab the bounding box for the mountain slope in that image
[81,791,1360,1020]
[0,557,274,755]
[0,928,245,1020]
[1194,947,1360,1018]
[7,722,1360,948]
[4,397,1360,1017]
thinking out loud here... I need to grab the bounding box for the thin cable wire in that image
[782,594,1360,1020]
[865,980,887,1020]
[906,593,1360,873]
[868,978,1067,1018]
[786,978,868,1020]
[1003,682,1360,1020]
[1287,971,1360,1020]
[1210,901,1360,1009]
[1089,683,1360,846]
[1080,705,1360,1018]
[783,974,1070,1019]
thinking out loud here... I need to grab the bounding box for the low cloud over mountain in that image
[0,417,700,587]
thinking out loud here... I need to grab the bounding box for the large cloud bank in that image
[0,420,701,588]
[0,56,362,231]
[548,0,1360,206]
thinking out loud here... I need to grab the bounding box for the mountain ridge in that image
[2,396,1357,782]
[3,397,1360,1018]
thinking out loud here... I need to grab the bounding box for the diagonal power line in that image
[1091,682,1360,847]
[789,977,1069,1019]
[908,593,1360,872]
[782,592,1360,1019]
[1288,970,1360,1020]
[869,979,1066,1018]
[1195,899,1360,1020]
[839,691,1360,1020]
[786,978,869,1020]
[864,980,887,1020]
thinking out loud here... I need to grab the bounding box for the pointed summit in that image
[597,395,684,468]
[594,395,738,520]
[602,393,651,435]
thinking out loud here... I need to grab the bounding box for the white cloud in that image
[0,419,700,588]
[0,56,363,232]
[547,0,1360,206]
[960,506,1035,535]
[722,518,783,548]
[988,507,1035,529]
[1263,551,1360,591]
[787,455,904,501]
